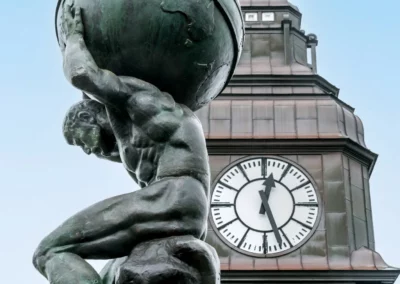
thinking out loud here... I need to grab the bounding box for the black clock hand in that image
[259,174,275,214]
[259,190,283,247]
[263,234,268,254]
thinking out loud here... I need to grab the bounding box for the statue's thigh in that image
[38,176,208,259]
[130,175,209,242]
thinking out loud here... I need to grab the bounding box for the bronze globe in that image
[55,0,244,111]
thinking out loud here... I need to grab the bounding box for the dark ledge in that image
[240,6,302,18]
[206,138,378,175]
[221,270,400,283]
[227,74,340,98]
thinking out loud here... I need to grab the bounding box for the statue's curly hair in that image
[62,99,105,143]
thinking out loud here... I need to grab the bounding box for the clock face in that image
[210,156,321,258]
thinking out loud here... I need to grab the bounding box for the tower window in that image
[262,12,275,22]
[245,13,258,22]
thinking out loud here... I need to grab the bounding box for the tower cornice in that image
[227,74,340,97]
[205,138,378,175]
[220,270,400,283]
[241,5,301,17]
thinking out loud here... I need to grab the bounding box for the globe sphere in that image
[56,0,244,111]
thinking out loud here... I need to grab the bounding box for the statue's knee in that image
[189,218,207,240]
[187,193,208,238]
[32,246,47,274]
[32,244,55,275]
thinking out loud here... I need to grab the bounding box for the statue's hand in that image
[61,0,84,42]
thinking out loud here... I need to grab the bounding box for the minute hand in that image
[259,190,283,247]
[259,174,275,214]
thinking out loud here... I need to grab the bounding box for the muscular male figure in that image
[33,2,212,283]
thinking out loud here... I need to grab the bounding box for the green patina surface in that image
[55,0,244,110]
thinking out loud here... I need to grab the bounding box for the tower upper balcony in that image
[235,0,319,76]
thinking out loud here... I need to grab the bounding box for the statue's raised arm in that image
[61,2,130,109]
[61,2,177,121]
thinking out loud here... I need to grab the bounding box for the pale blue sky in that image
[0,0,399,283]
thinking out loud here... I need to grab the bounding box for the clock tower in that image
[195,0,400,283]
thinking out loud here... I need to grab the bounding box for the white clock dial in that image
[210,156,321,257]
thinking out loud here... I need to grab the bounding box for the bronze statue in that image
[33,0,244,283]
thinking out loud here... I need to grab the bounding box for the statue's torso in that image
[107,105,210,189]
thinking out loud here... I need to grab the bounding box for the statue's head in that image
[63,99,114,156]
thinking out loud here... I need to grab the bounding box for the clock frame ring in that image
[208,155,323,258]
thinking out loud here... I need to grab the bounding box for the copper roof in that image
[196,98,367,148]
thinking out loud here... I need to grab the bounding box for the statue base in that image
[101,235,220,284]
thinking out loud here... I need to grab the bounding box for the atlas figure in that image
[33,0,244,283]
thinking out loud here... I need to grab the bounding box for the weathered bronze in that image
[54,0,244,111]
[33,0,243,283]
